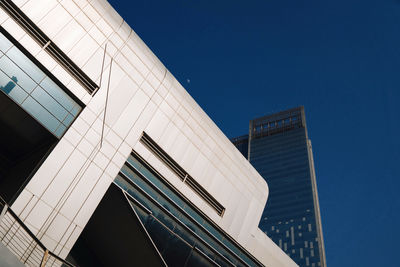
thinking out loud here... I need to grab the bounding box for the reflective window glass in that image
[0,56,36,93]
[21,97,59,132]
[0,32,82,138]
[0,33,12,53]
[6,46,45,83]
[0,70,27,104]
[117,152,261,267]
[31,86,68,122]
[54,124,66,138]
[62,113,74,126]
[40,77,75,111]
[7,82,27,104]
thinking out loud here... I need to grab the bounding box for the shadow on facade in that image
[66,183,165,267]
[0,91,57,203]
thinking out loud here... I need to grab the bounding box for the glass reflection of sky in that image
[0,32,82,138]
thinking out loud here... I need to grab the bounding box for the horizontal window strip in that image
[0,1,46,45]
[185,176,224,215]
[0,27,83,138]
[115,153,263,266]
[140,132,186,179]
[140,132,225,216]
[0,0,98,94]
[115,175,237,267]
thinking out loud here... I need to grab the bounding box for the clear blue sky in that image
[108,1,400,266]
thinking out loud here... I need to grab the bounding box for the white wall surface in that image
[1,0,296,266]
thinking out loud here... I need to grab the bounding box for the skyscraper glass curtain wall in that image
[232,107,326,267]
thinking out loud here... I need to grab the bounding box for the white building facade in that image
[0,0,297,266]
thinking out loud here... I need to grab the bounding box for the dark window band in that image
[140,132,225,216]
[116,150,264,266]
[0,0,99,94]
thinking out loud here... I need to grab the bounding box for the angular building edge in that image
[0,0,296,266]
[306,140,327,267]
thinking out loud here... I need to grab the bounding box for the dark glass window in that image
[114,151,263,267]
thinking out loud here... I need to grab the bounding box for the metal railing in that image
[0,197,74,267]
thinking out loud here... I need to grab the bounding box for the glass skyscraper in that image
[232,106,326,267]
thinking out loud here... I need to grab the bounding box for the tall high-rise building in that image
[0,0,297,266]
[232,107,326,267]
